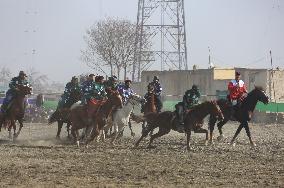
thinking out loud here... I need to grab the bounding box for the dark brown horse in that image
[71,90,123,146]
[48,91,81,139]
[208,86,269,146]
[141,85,157,133]
[135,101,224,150]
[0,85,32,139]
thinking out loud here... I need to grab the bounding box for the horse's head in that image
[108,90,123,108]
[128,95,143,106]
[253,86,269,105]
[209,100,224,121]
[17,84,32,96]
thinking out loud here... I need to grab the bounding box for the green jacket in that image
[183,88,201,109]
[9,76,29,90]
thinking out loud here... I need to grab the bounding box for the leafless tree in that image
[81,18,152,80]
[26,68,49,92]
[0,67,12,88]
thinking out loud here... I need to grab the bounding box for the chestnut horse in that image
[208,86,269,146]
[0,85,32,139]
[135,101,224,150]
[142,86,157,134]
[48,90,81,139]
[71,91,123,146]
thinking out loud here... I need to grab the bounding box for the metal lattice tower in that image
[133,0,188,81]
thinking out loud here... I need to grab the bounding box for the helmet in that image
[153,76,159,81]
[19,71,27,77]
[125,79,132,84]
[235,71,241,76]
[109,75,118,82]
[95,75,104,82]
[192,84,198,90]
[71,76,78,81]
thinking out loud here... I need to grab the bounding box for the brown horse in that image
[71,90,123,146]
[135,101,224,150]
[141,86,157,133]
[208,86,269,146]
[0,85,32,139]
[48,91,81,139]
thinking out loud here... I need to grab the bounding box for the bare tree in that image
[0,67,12,88]
[26,68,49,92]
[82,18,152,80]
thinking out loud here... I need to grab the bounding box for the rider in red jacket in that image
[228,71,247,103]
[227,71,247,119]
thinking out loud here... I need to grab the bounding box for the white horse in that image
[102,95,142,145]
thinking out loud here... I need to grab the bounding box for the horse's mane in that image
[190,101,212,112]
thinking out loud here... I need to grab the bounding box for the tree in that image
[26,68,49,93]
[81,18,152,80]
[0,67,12,88]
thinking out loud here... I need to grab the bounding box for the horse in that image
[71,90,123,147]
[134,101,224,150]
[141,86,157,134]
[48,91,81,139]
[208,86,269,146]
[0,85,32,139]
[103,95,142,145]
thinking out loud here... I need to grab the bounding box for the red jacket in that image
[228,79,247,101]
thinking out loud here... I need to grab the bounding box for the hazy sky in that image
[0,0,283,82]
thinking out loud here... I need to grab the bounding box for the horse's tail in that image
[48,109,59,124]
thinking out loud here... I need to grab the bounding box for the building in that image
[132,68,284,103]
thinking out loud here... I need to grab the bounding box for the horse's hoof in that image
[230,141,236,147]
[250,142,256,147]
[146,145,156,149]
[56,136,61,140]
[208,140,214,145]
[76,141,80,147]
[131,133,135,137]
[217,135,224,141]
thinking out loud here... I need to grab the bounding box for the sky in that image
[0,0,283,83]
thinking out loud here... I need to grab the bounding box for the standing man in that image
[148,76,163,112]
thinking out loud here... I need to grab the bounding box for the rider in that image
[176,85,201,131]
[80,74,95,105]
[104,75,118,91]
[227,71,247,119]
[1,71,29,115]
[141,84,155,113]
[83,75,107,124]
[147,76,163,112]
[117,80,135,105]
[57,76,80,109]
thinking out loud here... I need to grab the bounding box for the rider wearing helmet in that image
[57,76,80,109]
[1,71,29,114]
[117,79,135,105]
[147,76,163,112]
[176,84,201,132]
[104,75,118,91]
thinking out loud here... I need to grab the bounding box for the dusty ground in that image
[0,121,283,187]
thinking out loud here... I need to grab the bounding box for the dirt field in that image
[0,122,283,187]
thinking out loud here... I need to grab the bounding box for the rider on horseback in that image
[1,71,29,115]
[81,75,107,124]
[227,71,247,119]
[117,80,135,105]
[176,84,201,131]
[104,75,118,91]
[57,76,80,109]
[147,76,163,112]
[141,84,155,113]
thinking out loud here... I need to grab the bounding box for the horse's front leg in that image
[186,129,192,151]
[230,123,244,146]
[208,115,217,144]
[56,121,63,139]
[110,122,119,145]
[14,119,24,138]
[128,120,135,137]
[243,121,256,147]
[194,127,209,145]
[217,119,228,141]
